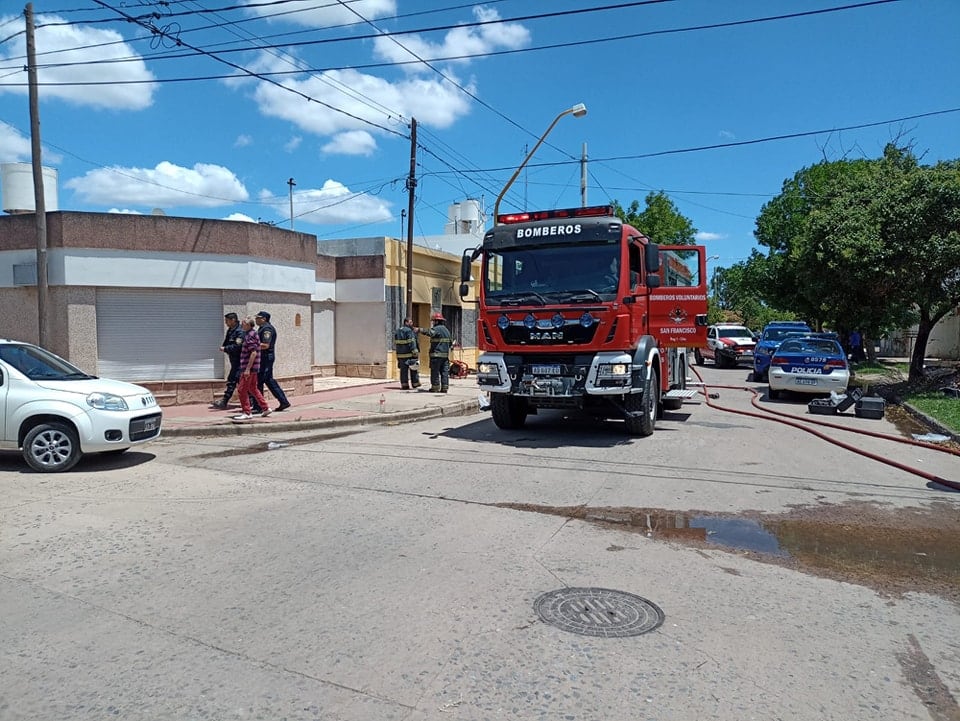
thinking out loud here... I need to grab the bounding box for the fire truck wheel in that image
[694,349,704,366]
[491,393,528,430]
[624,370,658,436]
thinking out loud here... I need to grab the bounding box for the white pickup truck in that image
[695,324,756,368]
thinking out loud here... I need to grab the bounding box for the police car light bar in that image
[496,205,615,225]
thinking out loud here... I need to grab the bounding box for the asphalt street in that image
[2,364,958,721]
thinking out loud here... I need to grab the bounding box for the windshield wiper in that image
[555,288,602,302]
[61,371,94,379]
[496,292,548,306]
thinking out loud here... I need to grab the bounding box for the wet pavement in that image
[500,501,960,604]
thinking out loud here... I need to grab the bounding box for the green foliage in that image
[752,144,960,381]
[611,192,697,245]
[905,392,960,434]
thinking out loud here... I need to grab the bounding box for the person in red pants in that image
[232,316,272,421]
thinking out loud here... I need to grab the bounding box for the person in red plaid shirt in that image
[232,316,272,421]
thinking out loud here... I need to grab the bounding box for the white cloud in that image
[0,14,156,110]
[0,122,33,162]
[65,161,249,208]
[372,7,530,71]
[719,130,736,140]
[234,134,253,148]
[107,208,143,214]
[284,136,303,152]
[696,231,727,241]
[243,0,395,28]
[247,64,470,140]
[0,121,63,164]
[322,130,376,156]
[259,179,391,225]
[223,212,257,222]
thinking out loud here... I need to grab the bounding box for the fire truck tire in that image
[624,370,658,436]
[491,393,527,430]
[694,349,704,366]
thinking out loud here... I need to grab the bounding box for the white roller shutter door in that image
[96,289,224,381]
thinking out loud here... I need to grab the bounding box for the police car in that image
[0,339,162,472]
[767,336,850,400]
[696,324,756,368]
[753,321,812,381]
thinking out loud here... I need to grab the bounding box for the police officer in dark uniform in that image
[418,312,453,392]
[211,312,244,409]
[394,317,421,390]
[250,310,291,412]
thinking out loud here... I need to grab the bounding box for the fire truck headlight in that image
[523,314,536,329]
[579,312,595,328]
[478,362,498,375]
[497,315,510,330]
[551,313,564,329]
[598,363,629,378]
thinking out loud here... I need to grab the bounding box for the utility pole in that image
[580,142,588,207]
[287,177,295,230]
[404,118,417,319]
[25,3,50,348]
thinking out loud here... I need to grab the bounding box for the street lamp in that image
[493,103,587,223]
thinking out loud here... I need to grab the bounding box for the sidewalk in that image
[160,376,483,437]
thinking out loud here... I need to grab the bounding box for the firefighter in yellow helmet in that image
[418,312,453,392]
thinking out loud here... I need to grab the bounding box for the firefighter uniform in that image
[419,314,452,392]
[394,319,421,389]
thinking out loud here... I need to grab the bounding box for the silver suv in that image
[0,340,162,472]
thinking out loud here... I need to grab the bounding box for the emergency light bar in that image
[496,205,615,225]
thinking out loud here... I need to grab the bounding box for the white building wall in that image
[0,248,316,292]
[335,302,388,365]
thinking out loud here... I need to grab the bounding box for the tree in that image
[754,145,960,380]
[611,191,697,245]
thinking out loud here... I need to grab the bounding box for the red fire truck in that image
[459,205,708,435]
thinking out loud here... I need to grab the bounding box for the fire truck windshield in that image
[484,242,621,303]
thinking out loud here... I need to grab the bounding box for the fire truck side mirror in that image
[459,282,469,298]
[695,314,708,327]
[645,242,661,273]
[646,274,661,289]
[460,253,473,283]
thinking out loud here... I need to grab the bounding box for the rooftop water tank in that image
[1,162,59,214]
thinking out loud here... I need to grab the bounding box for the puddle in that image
[499,501,960,603]
[189,429,364,460]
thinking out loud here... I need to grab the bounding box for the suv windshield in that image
[763,327,810,342]
[0,343,92,380]
[718,327,751,338]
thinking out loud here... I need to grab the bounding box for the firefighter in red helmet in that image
[418,312,453,392]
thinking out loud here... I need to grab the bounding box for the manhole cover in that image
[533,587,664,637]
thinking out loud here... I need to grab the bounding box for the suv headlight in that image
[87,392,129,411]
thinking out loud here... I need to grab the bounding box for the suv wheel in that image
[23,422,82,473]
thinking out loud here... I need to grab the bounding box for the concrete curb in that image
[161,399,481,438]
[902,402,960,443]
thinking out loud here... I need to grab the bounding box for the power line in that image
[86,0,406,139]
[16,0,899,69]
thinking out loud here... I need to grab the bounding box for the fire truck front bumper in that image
[475,352,638,397]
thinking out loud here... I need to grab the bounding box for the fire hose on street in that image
[690,367,960,493]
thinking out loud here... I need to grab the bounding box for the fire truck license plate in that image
[531,365,561,375]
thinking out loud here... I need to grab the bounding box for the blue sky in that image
[1,0,958,270]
